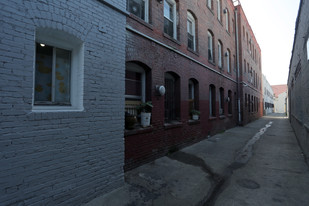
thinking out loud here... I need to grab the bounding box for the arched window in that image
[187,11,196,51]
[188,78,199,116]
[207,0,213,10]
[164,0,177,39]
[209,84,216,117]
[165,72,180,122]
[217,0,222,21]
[125,62,151,117]
[218,40,223,68]
[224,8,229,32]
[226,49,230,73]
[228,90,232,114]
[219,87,224,115]
[208,30,214,62]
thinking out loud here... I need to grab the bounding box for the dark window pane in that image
[164,17,174,37]
[128,0,145,20]
[125,71,142,97]
[35,43,53,102]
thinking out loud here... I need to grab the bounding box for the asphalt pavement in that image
[84,113,309,206]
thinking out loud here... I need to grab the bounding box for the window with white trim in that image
[207,0,212,10]
[208,31,214,62]
[307,38,309,60]
[187,12,196,51]
[164,0,177,39]
[209,84,216,117]
[218,41,223,68]
[226,49,230,73]
[34,29,84,111]
[127,0,149,22]
[217,0,221,21]
[225,9,229,32]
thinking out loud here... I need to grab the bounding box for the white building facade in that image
[262,75,274,115]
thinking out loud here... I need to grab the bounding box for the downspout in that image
[235,6,242,125]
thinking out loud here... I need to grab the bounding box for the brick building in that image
[0,0,126,205]
[125,0,263,170]
[288,0,309,164]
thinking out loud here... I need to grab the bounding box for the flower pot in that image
[141,112,151,127]
[192,114,199,120]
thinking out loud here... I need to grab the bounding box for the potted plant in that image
[137,101,153,127]
[191,109,200,120]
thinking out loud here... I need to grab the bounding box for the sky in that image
[240,0,300,85]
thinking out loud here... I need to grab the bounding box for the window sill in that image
[164,121,183,129]
[125,125,153,136]
[207,6,214,15]
[209,116,217,121]
[163,33,181,46]
[128,14,153,30]
[187,47,199,56]
[208,60,216,66]
[188,120,200,125]
[32,105,84,112]
[219,115,226,119]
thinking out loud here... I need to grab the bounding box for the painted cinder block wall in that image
[125,0,243,170]
[288,0,309,164]
[0,0,126,205]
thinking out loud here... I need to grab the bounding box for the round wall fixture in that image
[156,85,166,96]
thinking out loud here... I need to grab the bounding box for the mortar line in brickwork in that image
[126,25,237,84]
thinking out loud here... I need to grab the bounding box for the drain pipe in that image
[235,6,242,125]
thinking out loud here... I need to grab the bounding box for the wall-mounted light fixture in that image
[156,85,166,96]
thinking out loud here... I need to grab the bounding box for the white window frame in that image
[307,38,309,60]
[187,12,196,51]
[226,50,230,73]
[33,29,84,112]
[164,0,177,39]
[217,0,221,21]
[128,0,149,23]
[225,9,229,32]
[207,0,212,9]
[218,41,222,68]
[125,62,146,102]
[208,31,214,62]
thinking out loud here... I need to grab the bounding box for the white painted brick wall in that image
[0,0,126,205]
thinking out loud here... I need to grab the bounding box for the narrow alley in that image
[86,114,309,206]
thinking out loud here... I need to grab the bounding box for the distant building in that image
[262,75,274,115]
[271,85,288,113]
[288,0,309,164]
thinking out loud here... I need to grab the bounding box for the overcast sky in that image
[240,0,300,85]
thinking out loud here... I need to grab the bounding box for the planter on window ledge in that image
[137,101,153,128]
[191,109,200,120]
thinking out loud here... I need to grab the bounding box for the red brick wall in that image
[125,0,262,170]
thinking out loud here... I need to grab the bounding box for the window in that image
[165,72,180,122]
[248,94,250,112]
[34,29,84,111]
[164,0,177,39]
[218,41,223,68]
[219,87,224,115]
[208,31,214,62]
[207,0,212,9]
[125,62,150,117]
[307,38,309,60]
[226,49,230,73]
[188,79,199,114]
[209,84,216,117]
[225,9,229,32]
[127,0,149,22]
[217,0,221,21]
[244,59,246,73]
[187,12,196,51]
[228,90,232,114]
